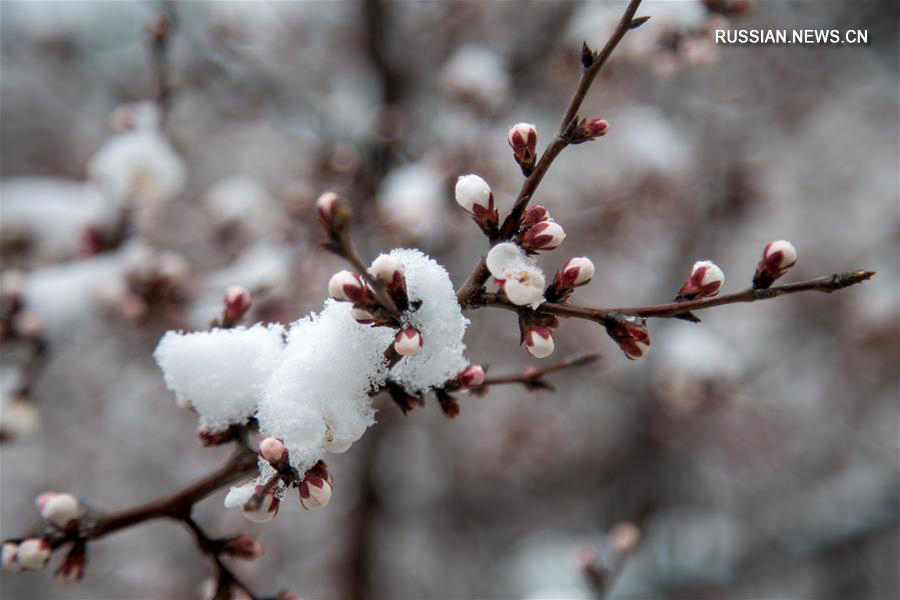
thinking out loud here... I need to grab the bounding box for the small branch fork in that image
[182,515,259,600]
[456,0,645,307]
[472,271,876,324]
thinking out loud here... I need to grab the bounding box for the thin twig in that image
[329,228,401,318]
[182,515,260,600]
[481,353,601,388]
[472,271,875,323]
[455,0,645,307]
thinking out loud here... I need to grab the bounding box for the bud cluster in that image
[508,123,538,176]
[753,240,797,289]
[604,314,651,360]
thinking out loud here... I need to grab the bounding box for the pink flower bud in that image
[562,257,595,287]
[508,123,538,175]
[606,316,650,360]
[15,538,51,571]
[454,175,493,215]
[259,437,287,466]
[370,254,404,283]
[316,192,351,231]
[328,271,369,304]
[351,307,376,325]
[54,544,86,585]
[753,240,797,289]
[520,220,566,252]
[524,326,555,358]
[2,542,21,572]
[394,327,423,356]
[459,365,486,387]
[676,260,724,301]
[240,486,280,523]
[40,492,83,530]
[608,522,641,554]
[522,205,550,227]
[35,491,57,513]
[299,475,333,510]
[222,534,264,560]
[223,286,252,325]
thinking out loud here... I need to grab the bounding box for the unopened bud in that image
[223,286,252,325]
[2,542,21,572]
[459,365,486,387]
[15,538,51,571]
[572,118,609,143]
[351,307,376,325]
[522,205,550,227]
[222,534,264,560]
[240,486,280,523]
[328,271,369,304]
[521,220,566,252]
[299,475,332,510]
[562,257,595,287]
[316,192,352,231]
[196,425,237,447]
[370,254,406,299]
[508,123,538,176]
[753,240,797,289]
[608,522,641,554]
[40,492,83,530]
[259,437,287,466]
[605,315,650,360]
[524,326,555,358]
[676,260,724,301]
[454,175,492,215]
[394,327,423,356]
[54,543,86,585]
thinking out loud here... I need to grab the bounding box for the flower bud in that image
[299,475,333,510]
[16,538,51,571]
[196,425,238,447]
[454,175,493,215]
[524,326,555,358]
[753,240,797,289]
[459,365,486,387]
[2,542,21,572]
[259,437,287,467]
[328,270,369,304]
[223,286,252,325]
[351,307,376,325]
[608,522,641,555]
[508,123,538,176]
[572,118,609,143]
[222,534,264,560]
[676,260,724,301]
[40,492,83,530]
[605,316,650,360]
[240,486,280,523]
[394,327,423,356]
[316,192,351,231]
[522,205,550,227]
[370,254,406,299]
[520,220,566,252]
[562,257,595,287]
[54,544,86,585]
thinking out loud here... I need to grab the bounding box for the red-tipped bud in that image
[196,425,238,447]
[240,486,280,523]
[55,544,86,585]
[753,240,797,289]
[370,254,406,299]
[572,118,610,144]
[351,307,377,325]
[394,327,423,356]
[459,365,486,387]
[455,174,499,235]
[520,220,566,252]
[15,538,51,571]
[259,437,287,466]
[222,534,264,560]
[223,285,252,326]
[524,326,555,358]
[676,260,724,301]
[316,192,351,231]
[562,257,595,287]
[508,123,538,176]
[328,271,370,304]
[2,542,21,572]
[299,475,332,510]
[40,492,83,531]
[522,205,550,228]
[605,316,650,360]
[608,522,641,554]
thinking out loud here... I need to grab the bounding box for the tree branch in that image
[182,515,260,600]
[480,353,601,390]
[456,0,645,307]
[472,271,875,323]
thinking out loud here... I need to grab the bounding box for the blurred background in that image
[1,1,898,598]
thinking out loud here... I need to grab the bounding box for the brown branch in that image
[182,515,260,600]
[473,271,875,323]
[481,353,601,389]
[455,0,645,307]
[327,227,401,319]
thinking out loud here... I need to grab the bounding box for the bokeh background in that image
[1,1,898,598]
